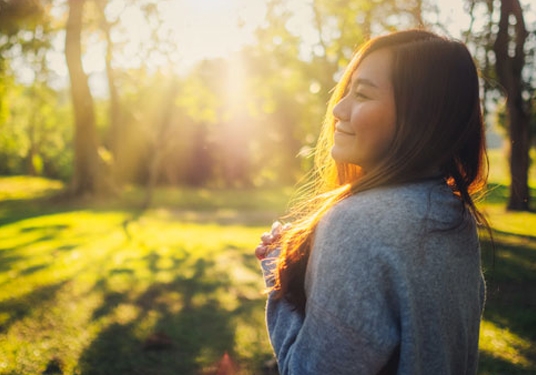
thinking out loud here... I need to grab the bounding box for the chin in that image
[331,147,350,164]
[330,147,341,162]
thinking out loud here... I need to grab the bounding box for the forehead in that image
[351,49,393,88]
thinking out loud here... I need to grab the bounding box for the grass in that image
[475,148,536,374]
[0,178,291,375]
[0,149,535,374]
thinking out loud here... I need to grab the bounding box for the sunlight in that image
[433,0,471,38]
[188,0,229,10]
[225,53,246,115]
[480,320,533,368]
[108,5,156,70]
[156,0,266,72]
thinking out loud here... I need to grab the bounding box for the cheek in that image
[376,118,396,149]
[350,107,395,140]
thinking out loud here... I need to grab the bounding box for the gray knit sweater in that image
[261,178,485,374]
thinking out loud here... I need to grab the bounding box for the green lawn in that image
[475,149,536,374]
[0,151,535,374]
[0,178,291,375]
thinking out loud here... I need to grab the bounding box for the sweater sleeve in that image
[266,272,400,374]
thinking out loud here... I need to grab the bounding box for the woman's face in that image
[331,49,397,171]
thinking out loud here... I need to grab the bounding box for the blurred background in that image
[0,0,535,374]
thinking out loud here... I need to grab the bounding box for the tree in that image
[65,0,105,195]
[95,0,123,165]
[494,0,532,210]
[465,0,534,211]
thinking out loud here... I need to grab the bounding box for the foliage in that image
[0,81,73,180]
[0,0,47,37]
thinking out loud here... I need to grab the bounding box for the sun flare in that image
[106,0,267,73]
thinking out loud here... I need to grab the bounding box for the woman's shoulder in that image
[318,178,461,245]
[333,179,446,221]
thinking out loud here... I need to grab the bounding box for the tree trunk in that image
[65,0,102,196]
[96,0,123,181]
[493,0,531,211]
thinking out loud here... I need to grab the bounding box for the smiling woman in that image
[256,29,491,375]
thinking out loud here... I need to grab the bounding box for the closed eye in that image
[354,91,370,100]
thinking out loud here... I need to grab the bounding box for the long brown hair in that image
[273,29,490,313]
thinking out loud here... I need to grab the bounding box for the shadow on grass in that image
[77,249,267,375]
[0,222,80,282]
[479,231,536,373]
[479,351,535,375]
[0,252,24,273]
[0,281,69,334]
[0,195,71,227]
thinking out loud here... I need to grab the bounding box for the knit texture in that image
[261,178,485,375]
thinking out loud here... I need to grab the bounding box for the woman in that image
[256,29,489,374]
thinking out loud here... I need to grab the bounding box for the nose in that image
[332,95,349,121]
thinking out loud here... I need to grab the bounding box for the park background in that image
[0,0,535,374]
